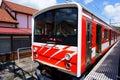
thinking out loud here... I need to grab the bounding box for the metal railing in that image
[17,47,31,63]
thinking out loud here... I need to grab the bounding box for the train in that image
[32,2,119,80]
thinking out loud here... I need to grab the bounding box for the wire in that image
[111,22,120,24]
[90,1,109,20]
[77,0,110,23]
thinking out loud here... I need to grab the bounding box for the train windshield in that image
[34,7,78,46]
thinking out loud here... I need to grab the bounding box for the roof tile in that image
[0,8,18,23]
[4,1,38,15]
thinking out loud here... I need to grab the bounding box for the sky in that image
[0,0,120,26]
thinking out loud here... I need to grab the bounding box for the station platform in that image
[84,41,120,80]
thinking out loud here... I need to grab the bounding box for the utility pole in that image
[66,0,69,3]
[109,19,111,25]
[72,0,76,2]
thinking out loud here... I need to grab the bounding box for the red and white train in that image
[32,2,119,80]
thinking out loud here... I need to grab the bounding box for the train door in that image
[96,24,102,56]
[109,30,111,45]
[86,21,92,66]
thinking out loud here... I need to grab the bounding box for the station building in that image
[0,0,38,54]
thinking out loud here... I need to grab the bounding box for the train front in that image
[32,2,82,79]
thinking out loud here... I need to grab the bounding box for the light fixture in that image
[34,54,38,58]
[66,62,72,69]
[33,47,38,52]
[65,53,71,60]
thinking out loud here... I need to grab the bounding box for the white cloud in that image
[7,0,57,10]
[84,0,93,4]
[103,1,109,6]
[103,3,120,26]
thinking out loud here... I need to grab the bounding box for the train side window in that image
[104,29,108,40]
[111,31,114,39]
[86,20,92,66]
[86,21,92,42]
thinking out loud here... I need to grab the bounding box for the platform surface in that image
[84,41,120,80]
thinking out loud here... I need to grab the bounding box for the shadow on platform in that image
[0,60,38,80]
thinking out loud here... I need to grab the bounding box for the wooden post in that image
[11,35,15,77]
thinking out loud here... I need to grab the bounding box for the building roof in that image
[3,0,38,15]
[0,8,18,23]
[0,27,31,35]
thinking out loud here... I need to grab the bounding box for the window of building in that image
[0,36,11,54]
[13,36,31,51]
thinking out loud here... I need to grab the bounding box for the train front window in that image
[34,7,78,46]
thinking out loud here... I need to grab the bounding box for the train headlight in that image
[33,47,38,52]
[66,63,72,69]
[34,54,38,58]
[65,53,71,60]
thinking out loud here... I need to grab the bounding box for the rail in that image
[17,47,31,63]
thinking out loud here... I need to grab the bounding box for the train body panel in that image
[32,2,119,78]
[32,3,83,77]
[32,43,78,76]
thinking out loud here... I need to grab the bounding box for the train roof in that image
[80,3,113,29]
[33,2,117,32]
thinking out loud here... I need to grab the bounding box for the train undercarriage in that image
[35,62,81,80]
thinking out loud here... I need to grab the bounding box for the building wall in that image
[28,16,32,28]
[16,13,32,28]
[0,22,16,27]
[17,13,27,28]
